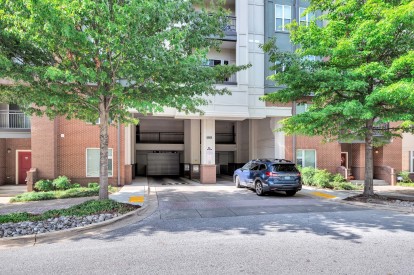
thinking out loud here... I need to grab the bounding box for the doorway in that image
[17,151,31,185]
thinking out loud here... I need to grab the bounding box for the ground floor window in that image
[296,149,316,168]
[86,148,113,177]
[410,151,414,173]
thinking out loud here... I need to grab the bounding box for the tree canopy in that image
[262,0,414,195]
[0,0,248,198]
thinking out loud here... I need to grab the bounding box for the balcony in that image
[0,111,31,130]
[223,16,237,41]
[216,133,235,144]
[137,132,184,144]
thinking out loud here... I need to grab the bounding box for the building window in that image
[275,4,291,31]
[296,103,311,114]
[86,148,113,177]
[299,7,315,26]
[296,149,316,168]
[410,151,414,173]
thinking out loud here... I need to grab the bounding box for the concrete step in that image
[351,179,390,186]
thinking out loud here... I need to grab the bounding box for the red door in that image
[18,151,32,185]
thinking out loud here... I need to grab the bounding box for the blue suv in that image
[233,159,302,196]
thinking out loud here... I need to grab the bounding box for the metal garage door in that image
[147,153,180,176]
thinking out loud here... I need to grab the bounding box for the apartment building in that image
[0,0,409,186]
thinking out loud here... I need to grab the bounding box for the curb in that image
[339,199,414,214]
[0,189,158,247]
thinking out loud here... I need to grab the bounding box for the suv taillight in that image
[266,172,278,177]
[265,171,271,177]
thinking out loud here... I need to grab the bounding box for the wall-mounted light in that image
[374,149,379,154]
[7,148,11,153]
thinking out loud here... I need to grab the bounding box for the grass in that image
[0,199,138,224]
[10,186,119,203]
[397,182,414,187]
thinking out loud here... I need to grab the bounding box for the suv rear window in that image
[272,164,298,172]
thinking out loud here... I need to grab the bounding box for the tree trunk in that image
[363,119,375,196]
[99,99,109,199]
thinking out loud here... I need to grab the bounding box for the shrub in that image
[313,169,333,189]
[10,191,56,202]
[398,171,412,183]
[332,182,360,190]
[34,179,54,192]
[88,182,99,189]
[332,173,346,183]
[301,167,316,186]
[71,183,81,188]
[52,176,71,190]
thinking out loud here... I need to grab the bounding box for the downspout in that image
[117,121,121,187]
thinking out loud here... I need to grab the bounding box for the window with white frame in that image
[295,103,311,114]
[299,7,315,26]
[410,151,414,172]
[275,4,292,31]
[296,149,316,168]
[86,148,113,177]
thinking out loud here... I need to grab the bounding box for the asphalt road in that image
[1,177,414,275]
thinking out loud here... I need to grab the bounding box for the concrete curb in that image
[339,199,414,214]
[0,188,159,247]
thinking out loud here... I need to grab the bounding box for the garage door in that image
[147,153,180,176]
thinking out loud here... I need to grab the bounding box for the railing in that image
[339,123,390,143]
[224,16,236,34]
[374,165,396,186]
[216,133,235,144]
[137,132,184,144]
[0,110,31,129]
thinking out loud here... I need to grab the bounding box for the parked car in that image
[233,159,302,196]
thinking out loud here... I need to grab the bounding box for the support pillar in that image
[184,119,201,179]
[200,119,216,184]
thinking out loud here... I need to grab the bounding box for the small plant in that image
[313,169,333,188]
[52,176,71,190]
[332,173,346,183]
[34,179,54,192]
[71,183,81,188]
[398,171,412,183]
[88,182,99,189]
[301,167,316,186]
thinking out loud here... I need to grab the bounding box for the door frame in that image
[16,150,31,185]
[341,152,348,169]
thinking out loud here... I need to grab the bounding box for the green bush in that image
[332,182,359,190]
[301,167,316,186]
[88,182,99,189]
[10,191,56,202]
[398,171,412,183]
[332,173,346,183]
[34,179,54,192]
[71,183,81,188]
[313,169,333,188]
[52,176,72,190]
[10,187,99,202]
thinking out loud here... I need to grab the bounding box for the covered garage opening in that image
[136,151,182,176]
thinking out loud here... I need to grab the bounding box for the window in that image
[296,149,316,168]
[295,103,311,114]
[86,148,113,177]
[275,4,291,31]
[299,7,315,26]
[410,151,414,173]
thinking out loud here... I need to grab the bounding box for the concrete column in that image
[124,124,135,184]
[249,119,257,160]
[271,117,286,159]
[184,119,201,179]
[200,119,216,183]
[31,116,57,180]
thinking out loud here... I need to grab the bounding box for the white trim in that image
[85,148,113,178]
[15,150,31,185]
[410,150,414,173]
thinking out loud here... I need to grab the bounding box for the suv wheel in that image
[255,182,264,196]
[235,176,242,188]
[285,190,296,196]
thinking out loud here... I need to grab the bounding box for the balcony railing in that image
[339,123,390,144]
[224,16,236,36]
[0,111,31,129]
[137,132,184,144]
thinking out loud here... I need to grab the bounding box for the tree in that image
[262,0,414,196]
[0,0,248,199]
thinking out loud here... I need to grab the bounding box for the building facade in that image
[0,0,409,186]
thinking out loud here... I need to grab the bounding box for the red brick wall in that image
[285,135,342,174]
[31,116,58,180]
[0,138,31,185]
[56,118,126,186]
[0,139,5,185]
[383,137,402,172]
